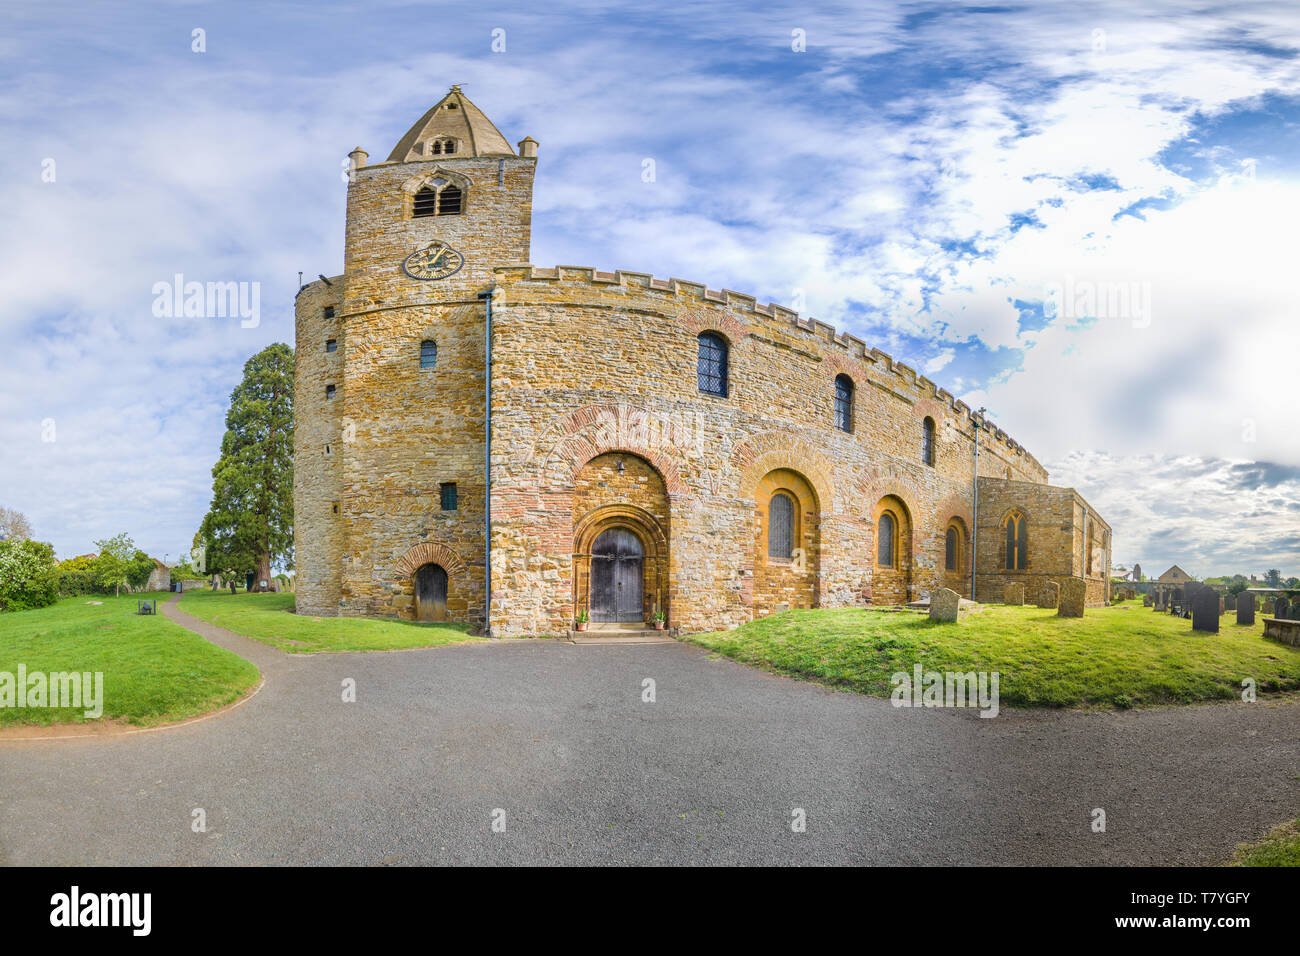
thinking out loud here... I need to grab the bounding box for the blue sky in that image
[1,0,1298,577]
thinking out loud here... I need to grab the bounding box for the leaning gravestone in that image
[1274,597,1288,619]
[1004,583,1024,606]
[1236,591,1255,626]
[1037,581,1059,608]
[1143,594,1153,606]
[1058,579,1086,618]
[1218,595,1225,614]
[1289,600,1300,622]
[1191,588,1219,633]
[929,587,960,623]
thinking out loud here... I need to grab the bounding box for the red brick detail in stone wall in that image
[822,353,868,383]
[676,308,749,343]
[537,404,691,496]
[394,542,469,578]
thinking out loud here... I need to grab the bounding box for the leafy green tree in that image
[125,550,157,591]
[1264,569,1283,588]
[0,539,58,611]
[198,344,294,591]
[93,533,136,597]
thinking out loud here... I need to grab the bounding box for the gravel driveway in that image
[0,595,1295,865]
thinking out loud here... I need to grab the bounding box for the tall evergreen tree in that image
[199,343,294,590]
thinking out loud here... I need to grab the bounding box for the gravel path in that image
[0,594,1295,865]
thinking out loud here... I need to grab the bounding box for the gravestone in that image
[1191,588,1219,633]
[1058,578,1086,618]
[929,587,960,623]
[1274,597,1288,619]
[1236,591,1255,625]
[1289,600,1300,621]
[1037,581,1059,608]
[1143,594,1152,607]
[1184,582,1202,605]
[1004,583,1024,606]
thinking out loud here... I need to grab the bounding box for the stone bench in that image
[1262,617,1300,648]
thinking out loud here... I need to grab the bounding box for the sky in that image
[1,0,1297,578]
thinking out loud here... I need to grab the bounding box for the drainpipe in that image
[478,287,495,637]
[971,406,985,602]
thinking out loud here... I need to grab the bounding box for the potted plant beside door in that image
[651,609,666,631]
[575,609,590,632]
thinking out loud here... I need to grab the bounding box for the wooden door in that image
[590,528,644,623]
[415,563,448,622]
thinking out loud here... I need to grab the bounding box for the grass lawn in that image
[0,592,260,728]
[179,589,482,653]
[686,604,1300,708]
[1231,818,1300,866]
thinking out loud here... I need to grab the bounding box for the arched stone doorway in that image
[589,527,644,622]
[414,563,448,621]
[571,453,671,626]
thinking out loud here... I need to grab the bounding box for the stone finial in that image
[518,136,538,158]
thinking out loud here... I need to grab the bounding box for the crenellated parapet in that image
[490,264,1044,477]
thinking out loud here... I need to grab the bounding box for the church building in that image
[293,87,1112,635]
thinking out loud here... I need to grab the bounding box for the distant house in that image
[1157,565,1193,585]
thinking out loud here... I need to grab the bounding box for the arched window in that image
[1004,511,1028,570]
[768,492,795,560]
[697,332,728,397]
[922,416,936,466]
[834,375,854,432]
[945,526,959,571]
[413,183,463,218]
[420,339,437,369]
[877,512,896,567]
[427,138,457,156]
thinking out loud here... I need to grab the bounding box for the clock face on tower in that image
[402,240,465,280]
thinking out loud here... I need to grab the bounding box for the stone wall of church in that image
[293,279,345,616]
[973,477,1111,607]
[485,266,1054,636]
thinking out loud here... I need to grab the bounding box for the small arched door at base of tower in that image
[414,563,448,622]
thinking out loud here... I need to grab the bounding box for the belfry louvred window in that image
[413,184,462,218]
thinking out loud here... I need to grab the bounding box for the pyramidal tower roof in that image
[386,86,516,162]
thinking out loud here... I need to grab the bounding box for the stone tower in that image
[294,88,537,620]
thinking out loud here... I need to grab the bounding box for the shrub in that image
[0,539,59,612]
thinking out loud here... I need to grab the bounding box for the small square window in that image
[325,339,337,353]
[440,482,458,511]
[323,306,335,320]
[325,384,336,399]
